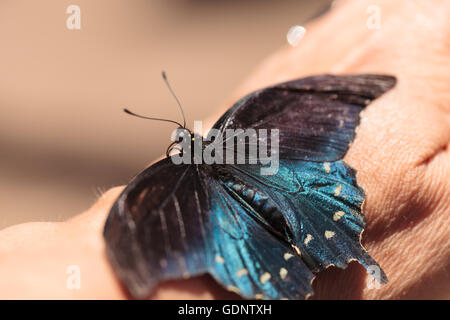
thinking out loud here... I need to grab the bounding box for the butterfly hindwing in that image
[222,160,387,283]
[207,175,314,299]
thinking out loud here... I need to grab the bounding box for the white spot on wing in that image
[227,286,240,294]
[292,245,301,256]
[324,162,331,173]
[304,234,313,245]
[279,268,288,280]
[284,253,294,261]
[236,268,248,277]
[215,255,225,264]
[325,230,336,239]
[334,184,342,196]
[260,272,271,284]
[333,211,345,221]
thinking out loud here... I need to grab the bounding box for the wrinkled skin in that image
[0,0,448,299]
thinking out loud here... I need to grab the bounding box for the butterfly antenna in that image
[162,71,186,128]
[123,108,184,128]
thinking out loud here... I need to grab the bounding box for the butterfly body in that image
[104,74,396,299]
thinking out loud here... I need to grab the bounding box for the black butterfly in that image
[103,74,396,299]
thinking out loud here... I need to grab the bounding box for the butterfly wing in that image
[103,158,212,298]
[206,74,396,282]
[206,174,314,299]
[222,160,387,283]
[212,74,396,161]
[105,74,396,299]
[103,158,314,299]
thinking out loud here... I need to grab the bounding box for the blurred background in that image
[0,0,332,229]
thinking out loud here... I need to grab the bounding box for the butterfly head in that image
[167,127,204,159]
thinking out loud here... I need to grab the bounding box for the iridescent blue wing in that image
[212,74,396,161]
[206,174,314,299]
[223,160,387,283]
[206,74,396,284]
[103,158,314,299]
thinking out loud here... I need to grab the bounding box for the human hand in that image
[0,0,448,299]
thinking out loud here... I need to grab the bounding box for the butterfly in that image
[103,73,396,300]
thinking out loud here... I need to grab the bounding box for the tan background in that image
[0,0,331,228]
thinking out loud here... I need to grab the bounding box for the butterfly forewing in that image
[104,159,213,298]
[213,74,396,161]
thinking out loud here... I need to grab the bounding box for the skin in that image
[0,0,449,299]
